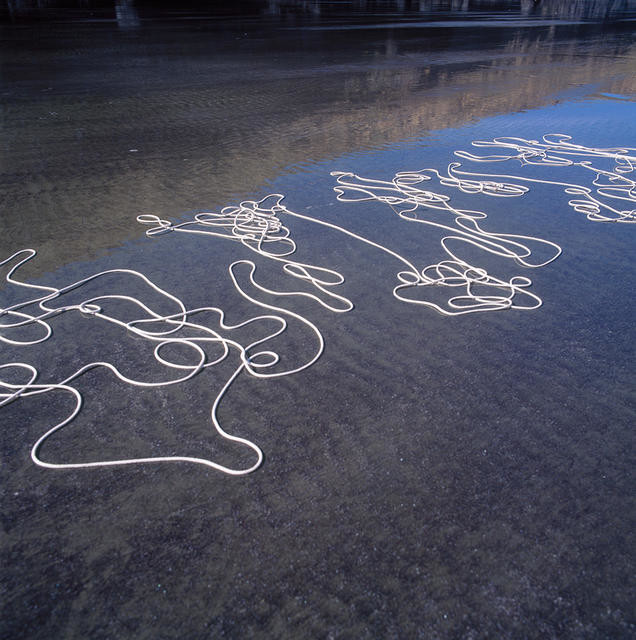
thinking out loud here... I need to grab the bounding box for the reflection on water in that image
[1,1,635,276]
[115,0,140,29]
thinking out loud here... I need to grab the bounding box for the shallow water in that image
[2,2,635,638]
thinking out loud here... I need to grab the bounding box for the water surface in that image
[1,2,635,638]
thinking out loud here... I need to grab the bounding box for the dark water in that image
[1,2,635,638]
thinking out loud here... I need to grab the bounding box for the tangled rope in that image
[1,249,324,475]
[141,188,560,316]
[330,169,561,314]
[9,133,624,476]
[452,134,636,223]
[137,195,353,313]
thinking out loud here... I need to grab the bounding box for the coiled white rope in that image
[452,134,636,223]
[1,249,325,475]
[330,169,561,314]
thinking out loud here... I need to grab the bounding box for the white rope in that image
[0,250,325,475]
[10,134,612,476]
[140,187,560,316]
[137,195,354,313]
[330,169,561,314]
[452,134,636,223]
